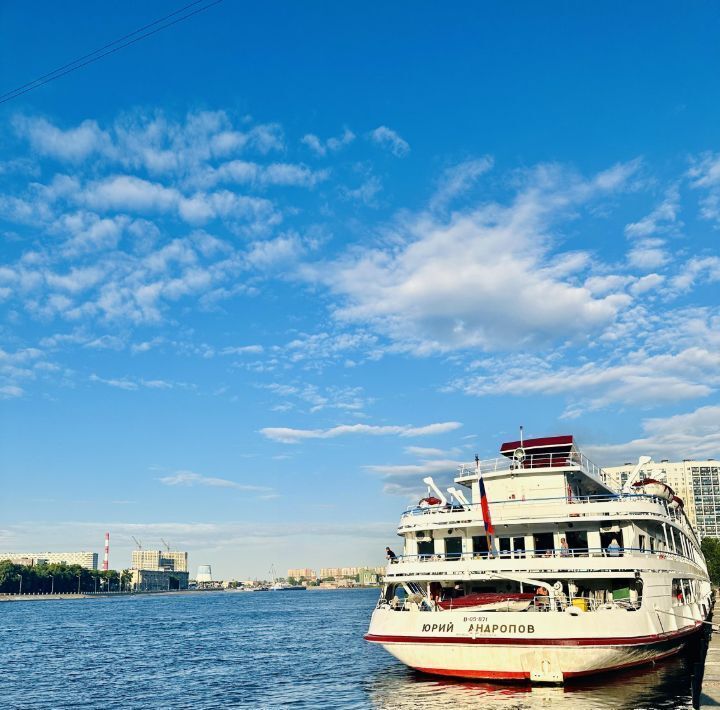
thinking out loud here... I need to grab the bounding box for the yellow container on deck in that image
[572,598,588,612]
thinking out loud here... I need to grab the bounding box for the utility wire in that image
[0,0,224,106]
[0,0,209,102]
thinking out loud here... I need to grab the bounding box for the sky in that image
[1,1,719,579]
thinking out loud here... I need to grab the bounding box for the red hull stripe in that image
[364,622,701,647]
[412,645,683,682]
[415,667,529,680]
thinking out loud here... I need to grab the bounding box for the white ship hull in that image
[366,605,703,682]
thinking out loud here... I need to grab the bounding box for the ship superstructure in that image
[365,435,712,683]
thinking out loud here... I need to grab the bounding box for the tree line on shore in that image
[701,538,720,586]
[0,560,133,594]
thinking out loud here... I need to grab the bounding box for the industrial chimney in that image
[103,532,110,571]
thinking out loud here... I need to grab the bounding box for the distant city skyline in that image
[2,2,720,577]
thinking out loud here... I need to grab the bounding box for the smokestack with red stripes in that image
[103,532,110,571]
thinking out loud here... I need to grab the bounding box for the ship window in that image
[512,537,526,557]
[444,537,462,561]
[533,532,554,557]
[498,537,511,559]
[417,541,434,559]
[566,530,589,556]
[472,535,490,558]
[638,534,646,552]
[683,579,693,603]
[672,579,684,605]
[650,537,655,553]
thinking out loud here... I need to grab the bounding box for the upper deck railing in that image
[403,492,673,517]
[456,449,604,480]
[400,492,697,542]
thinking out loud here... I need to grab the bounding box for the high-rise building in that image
[319,565,385,579]
[196,565,212,583]
[130,569,189,591]
[131,550,187,572]
[287,568,316,580]
[0,551,98,569]
[602,459,720,538]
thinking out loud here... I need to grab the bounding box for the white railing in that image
[386,546,694,564]
[377,593,643,613]
[401,492,669,521]
[456,450,605,480]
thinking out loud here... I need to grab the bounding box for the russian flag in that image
[479,475,494,535]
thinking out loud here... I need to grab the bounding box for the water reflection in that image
[365,653,694,710]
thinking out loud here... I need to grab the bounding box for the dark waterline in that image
[0,589,696,709]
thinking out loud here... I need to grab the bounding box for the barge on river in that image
[365,434,712,683]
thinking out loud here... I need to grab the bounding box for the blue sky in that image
[1,2,719,578]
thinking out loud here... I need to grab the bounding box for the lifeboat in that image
[418,496,442,508]
[437,592,535,612]
[631,478,675,503]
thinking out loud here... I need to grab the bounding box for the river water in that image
[0,588,696,709]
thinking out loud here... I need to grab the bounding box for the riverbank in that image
[0,589,217,602]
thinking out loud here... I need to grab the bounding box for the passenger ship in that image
[365,435,712,683]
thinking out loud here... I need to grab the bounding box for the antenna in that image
[160,538,170,552]
[131,536,142,549]
[520,425,524,447]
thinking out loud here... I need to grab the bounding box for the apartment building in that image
[131,550,188,572]
[0,551,98,569]
[602,459,720,538]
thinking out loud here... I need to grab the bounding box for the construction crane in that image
[131,536,142,549]
[160,538,170,552]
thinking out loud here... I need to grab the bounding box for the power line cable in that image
[0,0,224,106]
[0,0,209,102]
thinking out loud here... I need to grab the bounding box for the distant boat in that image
[269,564,307,591]
[271,584,306,591]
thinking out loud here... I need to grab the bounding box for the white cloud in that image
[89,373,189,391]
[365,459,461,476]
[627,238,669,270]
[452,344,720,415]
[262,382,368,414]
[629,273,665,295]
[244,232,307,269]
[302,128,355,157]
[219,345,264,355]
[0,385,24,399]
[83,175,179,213]
[260,421,462,444]
[198,160,328,190]
[430,157,494,209]
[311,163,638,354]
[279,330,382,368]
[369,126,410,157]
[688,152,720,222]
[14,116,111,162]
[89,373,138,390]
[159,470,273,493]
[624,186,680,237]
[586,405,720,464]
[670,256,720,293]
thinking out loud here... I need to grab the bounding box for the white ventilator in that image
[621,455,653,493]
[447,486,470,506]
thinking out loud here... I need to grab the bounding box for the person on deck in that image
[386,547,398,563]
[607,538,622,557]
[559,538,570,556]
